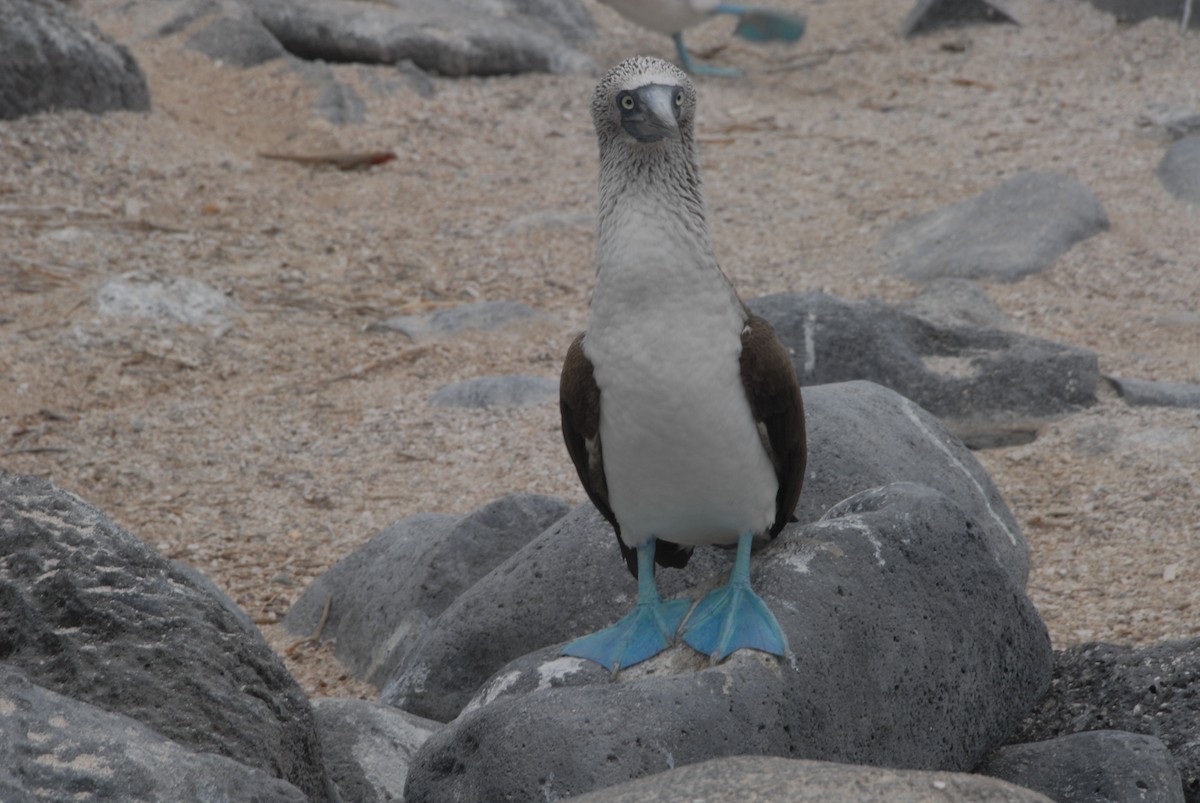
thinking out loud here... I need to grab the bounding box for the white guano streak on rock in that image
[459,670,521,717]
[534,656,587,691]
[900,397,1019,546]
[811,516,887,568]
[803,311,817,375]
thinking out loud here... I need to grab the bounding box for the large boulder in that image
[381,381,1031,724]
[401,481,1051,801]
[572,756,1054,802]
[876,171,1109,284]
[748,292,1099,447]
[1157,137,1200,205]
[1010,640,1200,802]
[0,471,335,801]
[282,494,570,687]
[0,664,308,802]
[0,0,150,119]
[164,0,595,75]
[979,730,1186,803]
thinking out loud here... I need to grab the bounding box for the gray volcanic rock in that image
[314,697,441,803]
[1081,0,1200,29]
[283,494,569,686]
[897,278,1014,331]
[1011,640,1200,803]
[401,481,1051,801]
[369,299,548,341]
[1109,376,1200,409]
[979,730,1185,803]
[429,375,559,409]
[0,470,334,801]
[877,171,1110,283]
[572,756,1054,803]
[96,270,241,328]
[381,382,1032,725]
[186,10,287,66]
[902,0,1022,37]
[0,664,308,803]
[0,0,151,120]
[1157,137,1200,204]
[249,0,594,76]
[749,292,1098,447]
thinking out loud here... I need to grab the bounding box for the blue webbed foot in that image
[715,5,807,44]
[562,597,692,673]
[673,32,743,77]
[681,532,788,662]
[563,537,692,673]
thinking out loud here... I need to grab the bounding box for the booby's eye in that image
[619,94,635,111]
[674,91,684,107]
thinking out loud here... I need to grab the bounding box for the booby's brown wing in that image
[739,314,807,537]
[560,333,691,577]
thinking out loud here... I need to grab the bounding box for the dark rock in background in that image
[0,471,335,801]
[1011,640,1200,802]
[876,171,1110,283]
[1080,0,1199,29]
[283,494,569,686]
[250,0,594,76]
[429,375,559,409]
[368,299,549,341]
[749,293,1098,447]
[1156,137,1200,205]
[979,730,1185,803]
[1108,376,1200,409]
[0,0,151,120]
[185,10,287,66]
[402,481,1051,801]
[897,278,1014,332]
[903,0,1022,37]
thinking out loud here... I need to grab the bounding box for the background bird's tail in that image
[717,6,807,44]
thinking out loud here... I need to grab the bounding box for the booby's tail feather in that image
[715,5,807,44]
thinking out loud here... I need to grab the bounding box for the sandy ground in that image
[1,0,1198,699]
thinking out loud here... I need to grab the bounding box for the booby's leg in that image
[681,532,788,662]
[672,32,742,77]
[714,5,807,44]
[562,538,692,674]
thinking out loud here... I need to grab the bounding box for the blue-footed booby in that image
[559,57,806,673]
[598,0,806,76]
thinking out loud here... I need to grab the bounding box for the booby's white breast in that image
[584,199,778,550]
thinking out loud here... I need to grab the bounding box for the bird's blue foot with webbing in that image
[681,531,788,662]
[716,5,807,44]
[562,538,692,673]
[672,33,743,77]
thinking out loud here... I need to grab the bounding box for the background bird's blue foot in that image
[562,597,692,673]
[715,5,807,44]
[680,532,788,662]
[730,10,807,44]
[673,32,743,77]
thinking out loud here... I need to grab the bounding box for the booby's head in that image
[591,57,695,147]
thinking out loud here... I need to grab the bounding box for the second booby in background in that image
[598,0,806,75]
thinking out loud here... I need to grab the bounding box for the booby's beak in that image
[619,84,681,144]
